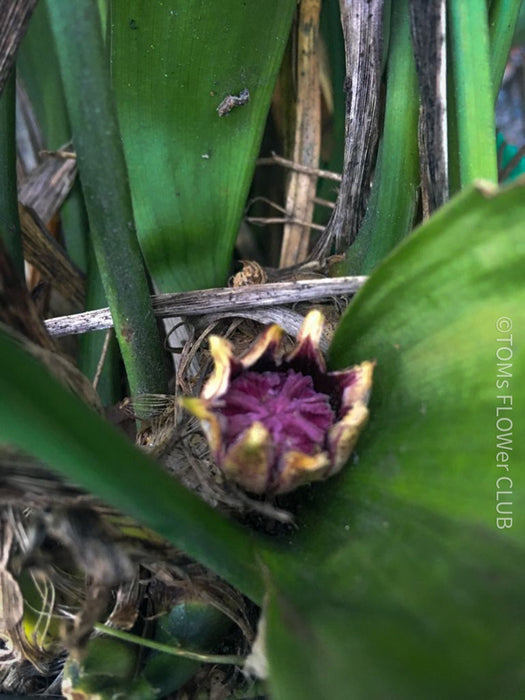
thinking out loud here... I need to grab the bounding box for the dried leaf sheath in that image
[409,0,448,215]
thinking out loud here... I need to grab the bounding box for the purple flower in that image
[182,311,374,495]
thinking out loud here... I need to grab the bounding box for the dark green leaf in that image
[0,73,23,274]
[47,0,167,398]
[0,327,266,602]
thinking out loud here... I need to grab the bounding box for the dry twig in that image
[45,276,368,337]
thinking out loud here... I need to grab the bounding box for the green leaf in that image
[18,2,70,151]
[20,3,118,404]
[0,328,265,602]
[110,0,296,292]
[448,1,498,188]
[0,72,24,275]
[489,0,523,98]
[18,0,90,273]
[19,2,115,403]
[47,0,168,399]
[263,180,525,698]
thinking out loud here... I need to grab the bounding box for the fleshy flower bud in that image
[182,311,374,495]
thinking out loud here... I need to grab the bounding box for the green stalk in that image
[47,0,167,399]
[343,0,419,274]
[488,0,523,99]
[0,71,24,276]
[94,623,243,666]
[0,327,266,602]
[446,40,461,196]
[447,0,498,187]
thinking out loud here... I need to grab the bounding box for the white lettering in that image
[496,501,513,515]
[497,346,513,361]
[496,363,512,378]
[496,406,512,416]
[497,395,513,405]
[496,418,513,432]
[496,518,513,529]
[496,434,513,450]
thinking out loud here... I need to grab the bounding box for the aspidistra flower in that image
[182,310,374,495]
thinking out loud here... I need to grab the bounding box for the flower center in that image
[218,369,334,455]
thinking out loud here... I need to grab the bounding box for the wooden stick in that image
[45,276,368,337]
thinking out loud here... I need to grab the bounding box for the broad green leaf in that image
[110,0,296,292]
[263,180,525,698]
[0,329,265,602]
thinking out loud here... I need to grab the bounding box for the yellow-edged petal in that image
[222,421,274,494]
[240,323,284,369]
[286,309,326,371]
[275,450,331,494]
[338,360,375,409]
[328,401,370,473]
[202,336,237,400]
[297,309,324,346]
